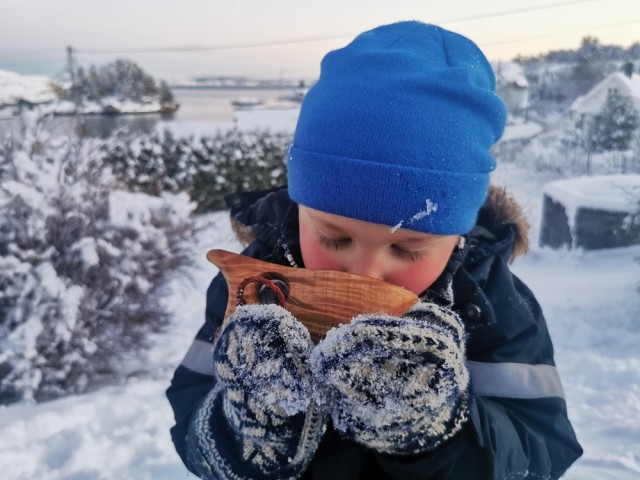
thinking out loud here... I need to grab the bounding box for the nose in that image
[349,252,385,280]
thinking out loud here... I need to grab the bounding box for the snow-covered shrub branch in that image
[496,120,640,177]
[0,113,194,404]
[101,128,291,212]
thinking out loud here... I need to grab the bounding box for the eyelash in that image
[393,247,425,262]
[316,234,350,250]
[316,233,425,262]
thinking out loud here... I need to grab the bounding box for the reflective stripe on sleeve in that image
[181,339,214,376]
[467,361,565,399]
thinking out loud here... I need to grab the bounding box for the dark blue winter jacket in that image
[166,186,582,479]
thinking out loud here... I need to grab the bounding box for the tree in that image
[87,66,103,100]
[66,59,163,103]
[577,36,602,62]
[571,36,609,96]
[158,81,175,104]
[75,66,89,98]
[589,88,640,152]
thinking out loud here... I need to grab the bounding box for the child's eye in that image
[391,245,425,262]
[317,233,351,250]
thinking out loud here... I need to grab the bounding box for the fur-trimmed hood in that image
[226,185,530,264]
[476,185,530,262]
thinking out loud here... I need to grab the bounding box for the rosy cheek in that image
[387,261,441,295]
[302,241,343,270]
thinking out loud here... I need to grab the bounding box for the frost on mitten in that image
[188,304,326,480]
[311,302,469,455]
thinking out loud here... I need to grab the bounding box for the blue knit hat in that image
[287,21,507,235]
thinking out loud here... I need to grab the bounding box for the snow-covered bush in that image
[101,129,201,195]
[101,128,290,212]
[0,113,194,404]
[496,120,640,178]
[559,126,596,175]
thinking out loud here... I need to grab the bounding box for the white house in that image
[494,61,529,118]
[570,65,640,118]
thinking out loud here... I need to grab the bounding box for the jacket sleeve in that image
[368,254,583,479]
[459,261,583,480]
[166,268,228,474]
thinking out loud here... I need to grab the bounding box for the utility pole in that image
[66,45,85,137]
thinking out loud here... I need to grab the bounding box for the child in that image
[167,21,582,479]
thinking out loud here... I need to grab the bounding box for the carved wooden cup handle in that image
[207,249,419,343]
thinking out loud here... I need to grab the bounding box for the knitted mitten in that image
[188,304,326,480]
[311,302,469,455]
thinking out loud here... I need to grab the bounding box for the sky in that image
[2,0,640,81]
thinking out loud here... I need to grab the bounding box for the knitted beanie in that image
[287,21,507,235]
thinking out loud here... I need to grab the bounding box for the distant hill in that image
[167,76,307,90]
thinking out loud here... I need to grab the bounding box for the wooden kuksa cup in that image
[207,249,419,343]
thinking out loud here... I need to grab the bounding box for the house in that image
[570,64,640,119]
[494,61,529,118]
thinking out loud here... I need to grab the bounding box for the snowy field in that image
[0,123,639,479]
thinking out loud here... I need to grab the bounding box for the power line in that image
[481,16,640,48]
[76,34,346,55]
[74,0,604,55]
[179,14,640,78]
[439,0,602,25]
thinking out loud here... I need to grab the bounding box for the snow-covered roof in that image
[494,61,529,89]
[0,69,57,106]
[500,120,543,142]
[570,71,640,115]
[543,174,640,213]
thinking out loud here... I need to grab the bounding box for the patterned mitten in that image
[188,304,326,480]
[311,302,469,455]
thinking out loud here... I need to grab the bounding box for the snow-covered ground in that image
[0,213,243,480]
[0,121,639,479]
[513,246,640,480]
[42,98,173,116]
[0,69,58,107]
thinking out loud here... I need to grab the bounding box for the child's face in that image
[298,206,459,295]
